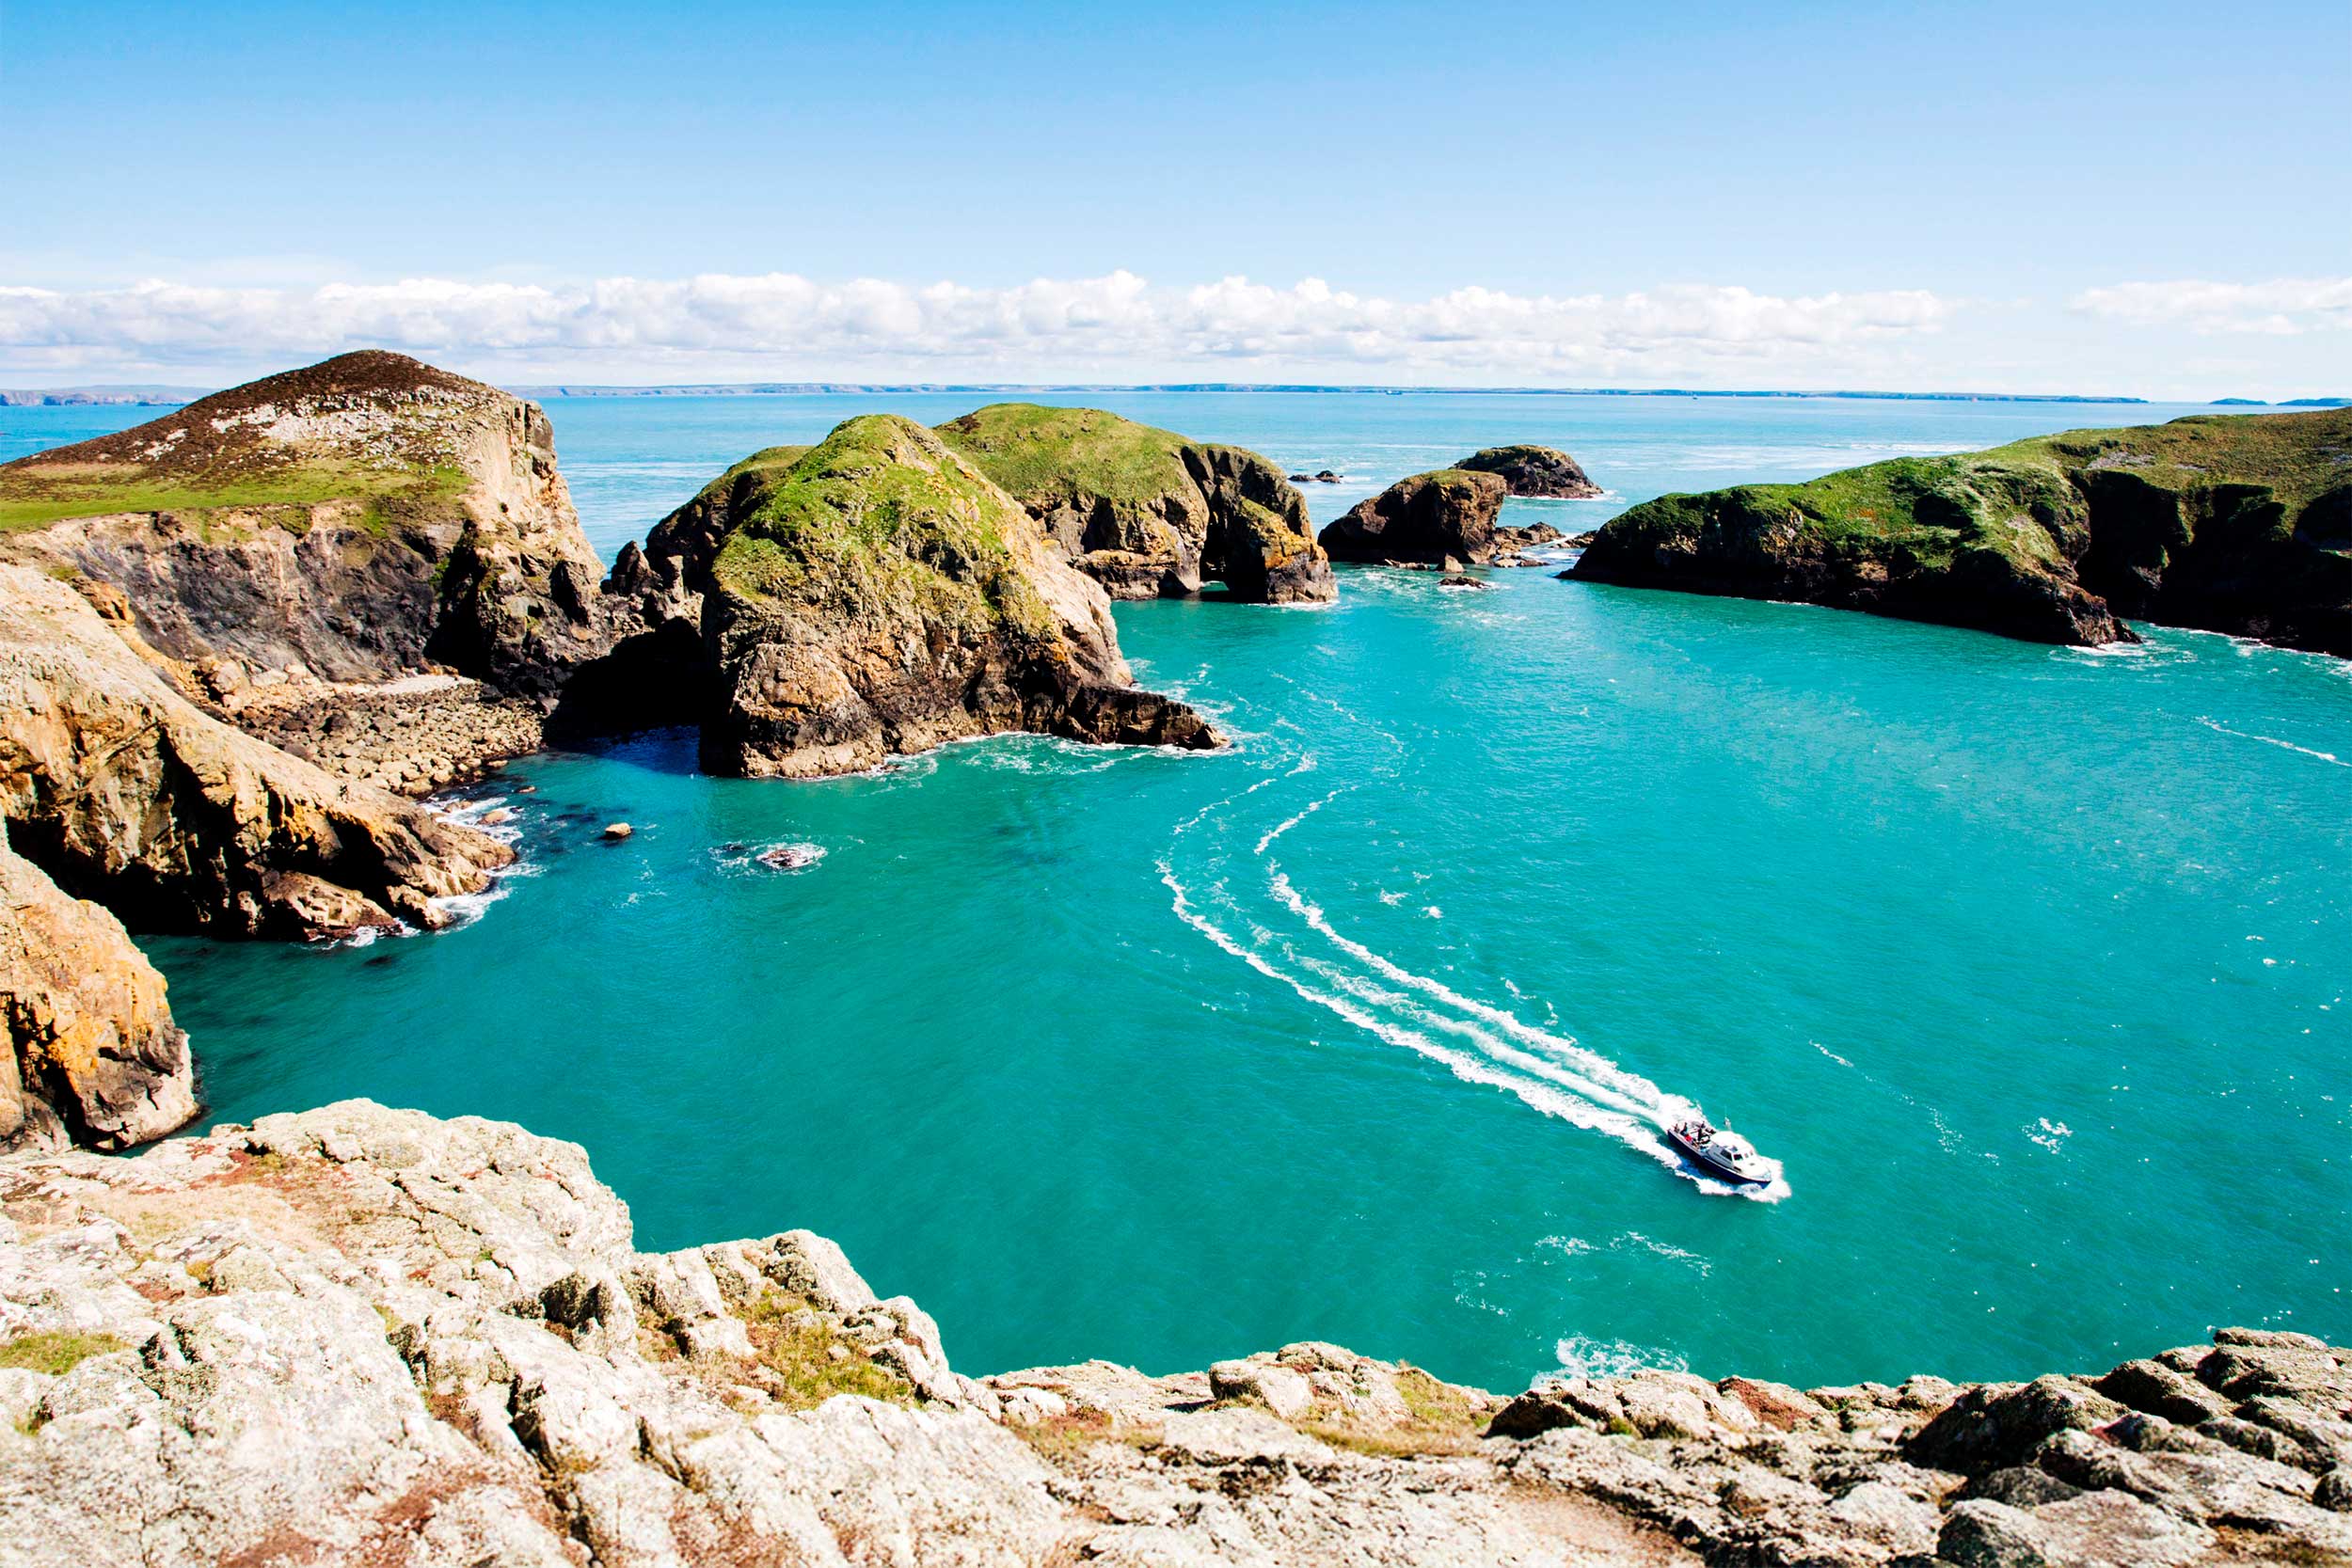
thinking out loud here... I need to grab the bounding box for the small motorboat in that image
[1665,1116,1772,1185]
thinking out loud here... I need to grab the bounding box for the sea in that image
[7,389,2346,1392]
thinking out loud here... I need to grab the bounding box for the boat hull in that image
[1665,1130,1767,1185]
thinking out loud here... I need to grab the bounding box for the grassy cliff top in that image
[934,404,1206,512]
[707,415,1056,642]
[0,351,497,534]
[1604,407,2352,571]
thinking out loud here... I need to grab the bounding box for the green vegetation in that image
[1602,407,2351,574]
[0,460,469,534]
[741,1291,917,1410]
[0,1329,125,1376]
[707,415,1057,643]
[935,403,1198,514]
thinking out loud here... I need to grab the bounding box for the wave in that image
[1160,714,1787,1200]
[2195,716,2347,768]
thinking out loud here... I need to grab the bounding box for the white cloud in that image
[0,271,1957,384]
[2070,277,2352,336]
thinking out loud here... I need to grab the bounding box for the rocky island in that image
[1456,443,1605,499]
[0,1101,2344,1566]
[1319,467,1565,566]
[1572,408,2352,655]
[937,404,1335,604]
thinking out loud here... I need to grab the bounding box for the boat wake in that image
[1158,692,1788,1200]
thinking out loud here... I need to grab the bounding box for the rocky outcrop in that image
[0,564,509,938]
[1575,407,2352,655]
[0,351,612,703]
[937,404,1335,604]
[599,417,1218,778]
[1456,444,1604,499]
[1,839,194,1153]
[1319,467,1512,564]
[4,1100,2345,1567]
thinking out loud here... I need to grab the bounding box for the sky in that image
[2,0,2346,398]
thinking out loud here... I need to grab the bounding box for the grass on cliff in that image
[1598,406,2352,567]
[934,403,1200,514]
[741,1291,917,1411]
[0,459,470,534]
[707,415,1057,643]
[0,1329,125,1376]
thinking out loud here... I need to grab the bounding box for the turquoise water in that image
[11,392,2348,1391]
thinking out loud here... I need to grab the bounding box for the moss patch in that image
[741,1291,917,1411]
[935,404,1199,514]
[707,415,1056,644]
[0,1329,125,1375]
[0,461,469,534]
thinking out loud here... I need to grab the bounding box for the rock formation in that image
[1575,407,2352,655]
[1456,444,1604,499]
[0,564,509,939]
[1,838,195,1153]
[936,404,1335,604]
[3,1100,2345,1566]
[599,417,1218,778]
[1319,467,1512,564]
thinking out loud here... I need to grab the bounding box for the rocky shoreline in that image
[0,1101,2344,1566]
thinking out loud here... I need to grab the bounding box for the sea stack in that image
[1454,444,1603,499]
[1318,468,1511,565]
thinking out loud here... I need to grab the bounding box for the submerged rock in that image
[1319,467,1511,564]
[937,404,1335,604]
[1573,406,2352,655]
[1454,444,1603,499]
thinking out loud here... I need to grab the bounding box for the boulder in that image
[1454,445,1602,499]
[1906,1376,2126,1473]
[1319,468,1510,565]
[1209,1358,1312,1419]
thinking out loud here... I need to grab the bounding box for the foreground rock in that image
[4,1100,2344,1566]
[1456,444,1604,499]
[0,564,508,937]
[1575,407,2352,655]
[937,404,1335,603]
[1,839,195,1152]
[0,351,612,702]
[600,417,1218,778]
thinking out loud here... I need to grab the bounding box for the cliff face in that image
[1576,408,2352,655]
[936,404,1335,604]
[601,417,1217,778]
[1320,467,1513,564]
[0,839,195,1153]
[1,1101,2344,1568]
[0,565,509,939]
[0,352,612,702]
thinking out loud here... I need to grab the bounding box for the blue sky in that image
[3,0,2345,395]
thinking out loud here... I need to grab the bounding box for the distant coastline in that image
[7,379,2349,410]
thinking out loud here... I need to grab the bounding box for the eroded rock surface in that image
[1319,467,1513,565]
[0,564,508,938]
[0,838,194,1152]
[3,1101,2343,1566]
[1456,444,1604,499]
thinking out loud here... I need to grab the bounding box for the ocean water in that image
[9,391,2347,1392]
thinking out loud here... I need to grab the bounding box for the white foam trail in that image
[2196,716,2347,768]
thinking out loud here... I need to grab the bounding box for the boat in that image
[1664,1116,1772,1185]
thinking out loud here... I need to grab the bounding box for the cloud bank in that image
[0,271,1956,383]
[2070,277,2352,336]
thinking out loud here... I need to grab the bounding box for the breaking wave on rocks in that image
[1156,689,1789,1202]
